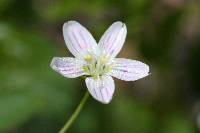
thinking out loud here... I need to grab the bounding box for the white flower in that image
[50,21,149,104]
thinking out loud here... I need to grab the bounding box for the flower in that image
[50,21,149,104]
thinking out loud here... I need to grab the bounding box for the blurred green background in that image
[0,0,200,132]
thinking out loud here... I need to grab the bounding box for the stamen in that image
[82,66,89,72]
[105,66,112,73]
[84,55,92,62]
[100,56,109,64]
[82,55,112,77]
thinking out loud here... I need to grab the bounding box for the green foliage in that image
[0,0,199,132]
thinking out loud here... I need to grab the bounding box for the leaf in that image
[0,93,40,131]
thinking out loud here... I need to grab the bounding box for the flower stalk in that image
[58,91,89,133]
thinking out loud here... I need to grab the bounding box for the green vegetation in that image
[0,0,200,132]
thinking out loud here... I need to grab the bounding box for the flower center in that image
[82,55,112,79]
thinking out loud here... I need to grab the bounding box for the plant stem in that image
[58,91,90,133]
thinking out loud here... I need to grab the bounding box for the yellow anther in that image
[100,56,108,63]
[84,55,92,62]
[105,66,112,73]
[82,66,89,72]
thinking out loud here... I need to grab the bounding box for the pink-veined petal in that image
[50,57,86,78]
[110,58,149,81]
[63,21,99,58]
[85,76,115,104]
[98,21,127,58]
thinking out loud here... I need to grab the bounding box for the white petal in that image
[98,21,127,58]
[110,58,149,81]
[85,76,115,104]
[50,57,86,78]
[63,21,99,58]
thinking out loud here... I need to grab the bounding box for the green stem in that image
[58,91,90,133]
